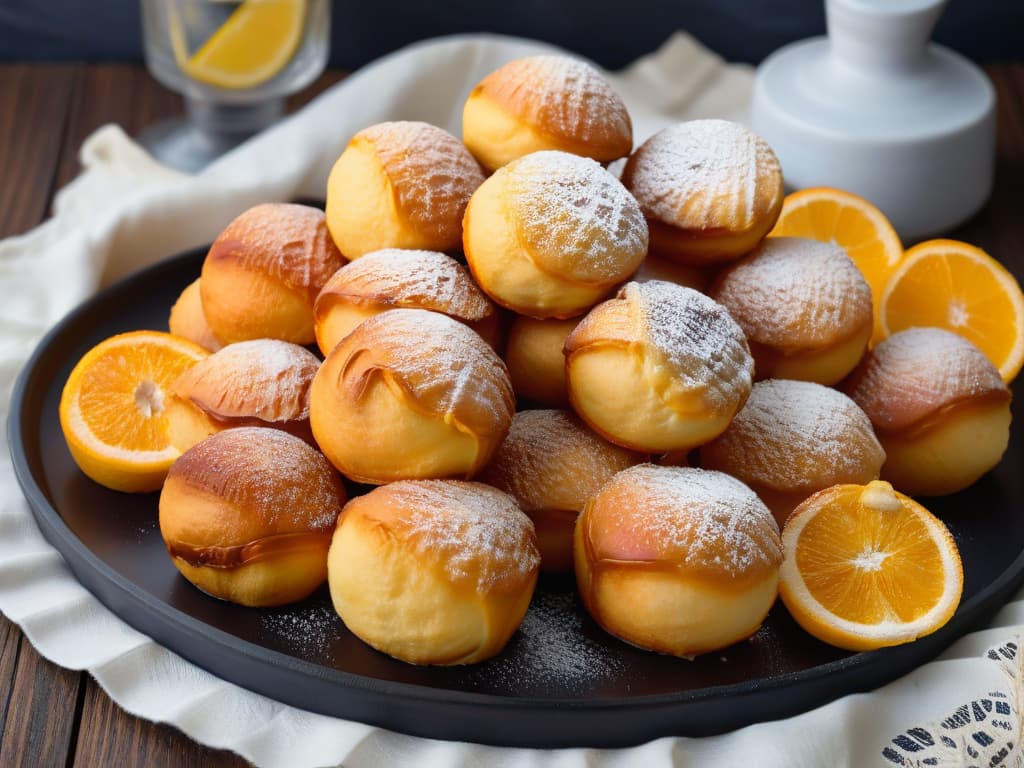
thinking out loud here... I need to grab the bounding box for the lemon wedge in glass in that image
[178,0,307,90]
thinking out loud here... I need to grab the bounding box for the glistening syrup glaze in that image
[165,530,332,569]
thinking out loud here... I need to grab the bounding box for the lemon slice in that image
[179,0,306,90]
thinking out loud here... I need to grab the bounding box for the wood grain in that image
[0,638,81,767]
[0,64,78,238]
[0,63,84,768]
[53,66,347,191]
[73,677,250,768]
[957,64,1024,264]
[56,64,183,190]
[0,615,20,743]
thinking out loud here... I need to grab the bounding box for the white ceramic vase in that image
[751,0,996,243]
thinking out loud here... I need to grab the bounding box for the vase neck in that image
[826,0,947,74]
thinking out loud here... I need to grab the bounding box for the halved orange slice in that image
[58,331,209,492]
[779,481,963,652]
[768,187,903,345]
[880,239,1024,384]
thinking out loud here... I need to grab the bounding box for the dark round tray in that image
[9,246,1024,749]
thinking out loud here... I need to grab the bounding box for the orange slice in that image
[779,481,963,652]
[880,239,1024,383]
[768,187,903,345]
[59,331,209,492]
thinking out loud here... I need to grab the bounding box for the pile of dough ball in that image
[133,52,1012,666]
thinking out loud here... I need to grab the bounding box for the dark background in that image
[0,0,1020,69]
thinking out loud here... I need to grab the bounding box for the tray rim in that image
[8,247,1024,748]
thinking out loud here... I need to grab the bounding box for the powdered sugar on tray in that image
[596,465,782,576]
[635,280,754,410]
[466,587,626,694]
[712,237,872,349]
[323,248,494,321]
[624,120,781,229]
[384,480,540,591]
[505,151,648,282]
[260,602,340,662]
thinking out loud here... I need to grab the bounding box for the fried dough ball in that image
[622,120,783,266]
[844,327,1012,495]
[463,150,648,319]
[575,464,782,657]
[328,480,539,664]
[325,121,484,259]
[462,54,632,173]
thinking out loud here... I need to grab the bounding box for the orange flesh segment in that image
[795,496,946,625]
[59,331,210,491]
[881,240,1024,383]
[76,342,195,451]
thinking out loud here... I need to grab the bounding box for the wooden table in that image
[1,61,1022,767]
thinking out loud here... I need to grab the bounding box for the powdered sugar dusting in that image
[172,339,319,422]
[382,480,540,591]
[846,327,1007,431]
[481,55,632,152]
[623,120,782,231]
[362,121,485,244]
[342,309,513,435]
[592,465,782,577]
[170,427,345,533]
[481,409,642,513]
[467,588,625,694]
[505,151,648,282]
[321,249,493,322]
[260,602,340,662]
[634,281,753,410]
[703,380,885,491]
[712,237,872,350]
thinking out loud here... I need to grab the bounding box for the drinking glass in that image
[139,0,330,171]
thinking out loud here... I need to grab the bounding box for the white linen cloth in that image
[0,32,1019,767]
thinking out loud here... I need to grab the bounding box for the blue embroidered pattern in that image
[881,642,1021,767]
